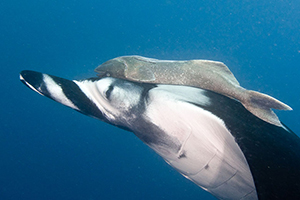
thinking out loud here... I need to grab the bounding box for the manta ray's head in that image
[19,70,153,129]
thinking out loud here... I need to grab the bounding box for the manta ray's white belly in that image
[145,88,258,200]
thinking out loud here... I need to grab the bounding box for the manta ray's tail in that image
[242,90,292,127]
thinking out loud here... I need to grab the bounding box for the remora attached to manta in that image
[20,56,300,200]
[95,56,292,127]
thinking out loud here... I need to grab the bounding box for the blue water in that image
[1,0,300,199]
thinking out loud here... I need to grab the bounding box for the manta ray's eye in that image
[105,85,114,99]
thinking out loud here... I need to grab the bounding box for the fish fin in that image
[191,60,241,86]
[242,90,292,127]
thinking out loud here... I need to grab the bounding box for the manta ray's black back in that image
[200,91,300,200]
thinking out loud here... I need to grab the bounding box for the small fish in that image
[95,55,292,127]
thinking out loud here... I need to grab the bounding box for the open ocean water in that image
[1,0,300,199]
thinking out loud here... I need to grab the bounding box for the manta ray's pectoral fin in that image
[242,90,292,127]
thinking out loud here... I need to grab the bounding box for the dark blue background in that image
[1,0,300,199]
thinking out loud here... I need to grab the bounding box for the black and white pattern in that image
[20,70,300,200]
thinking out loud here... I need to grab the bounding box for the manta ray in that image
[20,58,300,200]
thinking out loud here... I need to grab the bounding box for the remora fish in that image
[20,70,300,200]
[95,56,292,127]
